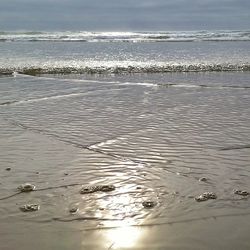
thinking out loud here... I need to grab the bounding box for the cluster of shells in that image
[16,183,121,212]
[17,182,249,212]
[16,183,158,212]
[194,189,249,202]
[195,192,217,202]
[79,184,116,194]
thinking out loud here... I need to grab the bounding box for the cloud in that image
[0,0,249,30]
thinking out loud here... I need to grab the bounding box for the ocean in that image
[1,30,250,75]
[0,30,250,250]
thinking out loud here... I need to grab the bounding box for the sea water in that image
[1,31,250,74]
[0,31,250,250]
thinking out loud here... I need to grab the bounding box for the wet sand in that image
[0,72,250,250]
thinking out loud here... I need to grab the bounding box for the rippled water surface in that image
[0,72,250,250]
[1,40,250,74]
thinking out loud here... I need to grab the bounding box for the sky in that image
[0,0,249,31]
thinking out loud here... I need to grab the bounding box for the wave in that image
[0,93,88,106]
[1,62,250,75]
[0,30,250,42]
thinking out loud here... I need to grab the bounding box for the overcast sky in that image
[0,0,249,31]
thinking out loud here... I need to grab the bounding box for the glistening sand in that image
[0,71,250,250]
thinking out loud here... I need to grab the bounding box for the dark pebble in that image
[18,183,36,192]
[69,207,78,213]
[199,177,208,182]
[142,201,157,208]
[100,185,116,192]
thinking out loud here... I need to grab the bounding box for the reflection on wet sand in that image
[0,73,250,249]
[104,226,143,249]
[78,184,147,249]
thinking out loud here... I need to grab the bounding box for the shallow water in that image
[1,40,250,74]
[0,72,250,249]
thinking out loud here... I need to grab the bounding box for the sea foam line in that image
[1,30,250,42]
[1,62,250,76]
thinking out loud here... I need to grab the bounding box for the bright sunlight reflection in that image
[105,226,142,249]
[95,183,145,249]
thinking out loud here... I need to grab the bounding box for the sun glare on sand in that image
[94,185,145,249]
[105,226,142,249]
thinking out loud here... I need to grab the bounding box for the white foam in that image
[1,30,250,42]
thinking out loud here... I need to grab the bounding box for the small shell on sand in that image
[5,167,11,171]
[69,207,78,213]
[100,185,115,192]
[195,192,217,202]
[18,183,36,192]
[80,186,97,194]
[199,177,208,182]
[234,189,249,196]
[19,204,40,212]
[142,201,157,208]
[80,185,115,194]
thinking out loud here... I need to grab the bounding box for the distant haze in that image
[0,0,250,31]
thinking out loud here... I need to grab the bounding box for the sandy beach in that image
[0,71,250,249]
[1,0,250,246]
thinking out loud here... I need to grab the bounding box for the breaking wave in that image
[1,62,250,75]
[1,30,250,42]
